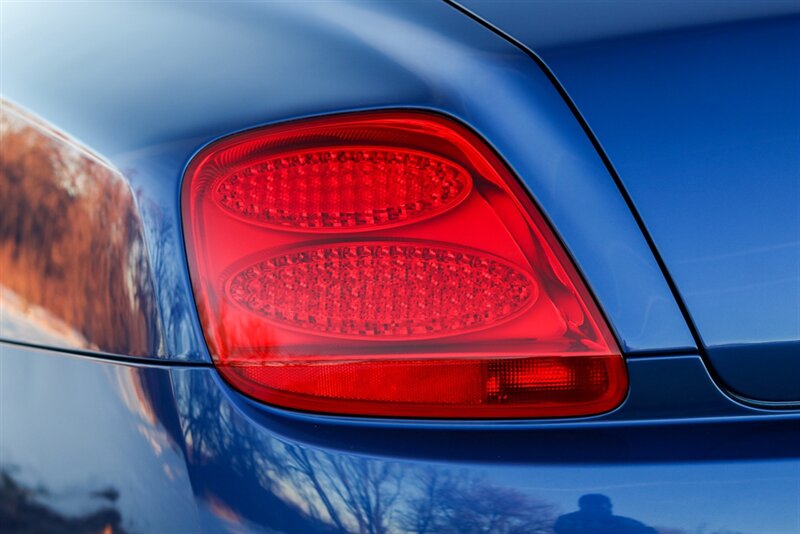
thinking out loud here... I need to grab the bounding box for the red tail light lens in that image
[211,147,471,230]
[226,242,536,339]
[183,111,626,418]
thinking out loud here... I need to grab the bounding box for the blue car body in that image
[1,1,798,533]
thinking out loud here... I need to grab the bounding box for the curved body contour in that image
[1,1,798,532]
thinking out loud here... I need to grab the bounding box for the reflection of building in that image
[0,100,158,355]
[0,285,92,348]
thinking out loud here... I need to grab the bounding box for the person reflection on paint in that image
[554,494,657,534]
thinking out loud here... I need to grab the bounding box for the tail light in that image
[182,111,626,418]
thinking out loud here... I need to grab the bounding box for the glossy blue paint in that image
[458,0,800,49]
[2,1,799,531]
[2,343,799,533]
[0,0,694,355]
[530,14,800,401]
[0,344,200,533]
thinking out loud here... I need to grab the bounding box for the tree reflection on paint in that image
[174,371,557,533]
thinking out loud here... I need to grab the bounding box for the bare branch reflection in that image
[401,470,554,534]
[173,373,557,533]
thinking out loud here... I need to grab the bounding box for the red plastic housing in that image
[182,111,627,418]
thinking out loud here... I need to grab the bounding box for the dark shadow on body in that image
[0,469,127,534]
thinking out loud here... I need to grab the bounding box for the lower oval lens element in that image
[225,242,538,339]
